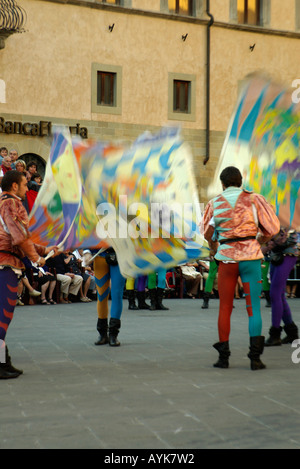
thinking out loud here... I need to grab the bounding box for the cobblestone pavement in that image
[1,297,300,449]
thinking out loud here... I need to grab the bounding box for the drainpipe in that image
[204,0,214,165]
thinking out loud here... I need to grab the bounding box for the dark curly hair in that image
[220,166,242,188]
[1,170,26,192]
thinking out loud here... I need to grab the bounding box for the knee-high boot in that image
[109,318,121,347]
[213,341,230,369]
[149,289,157,311]
[127,290,139,310]
[281,322,299,344]
[201,292,210,309]
[248,336,266,370]
[95,318,109,345]
[265,326,282,346]
[0,346,23,379]
[137,291,150,309]
[156,288,169,310]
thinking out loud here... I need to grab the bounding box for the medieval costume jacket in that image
[203,187,280,262]
[0,192,46,271]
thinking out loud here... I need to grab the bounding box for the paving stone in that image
[1,298,300,450]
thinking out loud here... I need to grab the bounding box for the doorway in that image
[20,153,46,178]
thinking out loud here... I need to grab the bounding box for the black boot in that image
[137,291,150,310]
[213,342,230,368]
[281,322,299,344]
[95,318,109,345]
[127,290,139,310]
[201,292,210,309]
[248,336,266,370]
[0,346,22,379]
[109,318,121,347]
[156,288,169,310]
[265,326,282,346]
[149,289,157,311]
[264,291,271,307]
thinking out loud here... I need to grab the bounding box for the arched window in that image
[21,153,46,178]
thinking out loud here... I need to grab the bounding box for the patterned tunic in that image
[0,192,45,270]
[203,187,280,262]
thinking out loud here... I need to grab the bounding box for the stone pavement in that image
[1,297,300,450]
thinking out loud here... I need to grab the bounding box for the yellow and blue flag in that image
[208,74,300,231]
[30,127,209,278]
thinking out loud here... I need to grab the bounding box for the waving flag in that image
[208,74,300,230]
[29,129,105,251]
[29,127,209,278]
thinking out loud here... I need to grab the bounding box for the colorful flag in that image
[208,74,300,231]
[29,127,209,278]
[29,128,105,251]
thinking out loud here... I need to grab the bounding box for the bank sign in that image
[0,117,88,138]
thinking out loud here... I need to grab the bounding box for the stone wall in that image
[0,111,225,204]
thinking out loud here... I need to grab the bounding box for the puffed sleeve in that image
[252,194,280,243]
[3,198,46,262]
[3,199,29,246]
[203,200,215,242]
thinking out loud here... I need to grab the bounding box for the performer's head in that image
[1,170,28,200]
[220,166,242,189]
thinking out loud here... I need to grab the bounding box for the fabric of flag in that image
[29,128,107,251]
[29,127,209,278]
[207,74,300,231]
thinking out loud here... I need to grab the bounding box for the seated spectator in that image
[73,249,97,299]
[26,179,40,213]
[82,249,96,284]
[0,149,9,190]
[82,249,93,267]
[15,160,27,174]
[9,160,39,213]
[65,251,92,302]
[9,149,19,169]
[16,276,41,306]
[26,161,37,181]
[0,146,8,164]
[198,259,218,309]
[34,269,57,305]
[46,252,83,304]
[200,260,219,296]
[32,172,43,185]
[179,262,203,299]
[1,155,12,175]
[286,262,300,298]
[23,257,57,305]
[286,281,298,299]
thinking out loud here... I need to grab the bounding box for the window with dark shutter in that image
[173,80,190,113]
[97,72,116,107]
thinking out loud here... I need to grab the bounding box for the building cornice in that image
[38,1,300,39]
[214,21,300,40]
[39,0,208,25]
